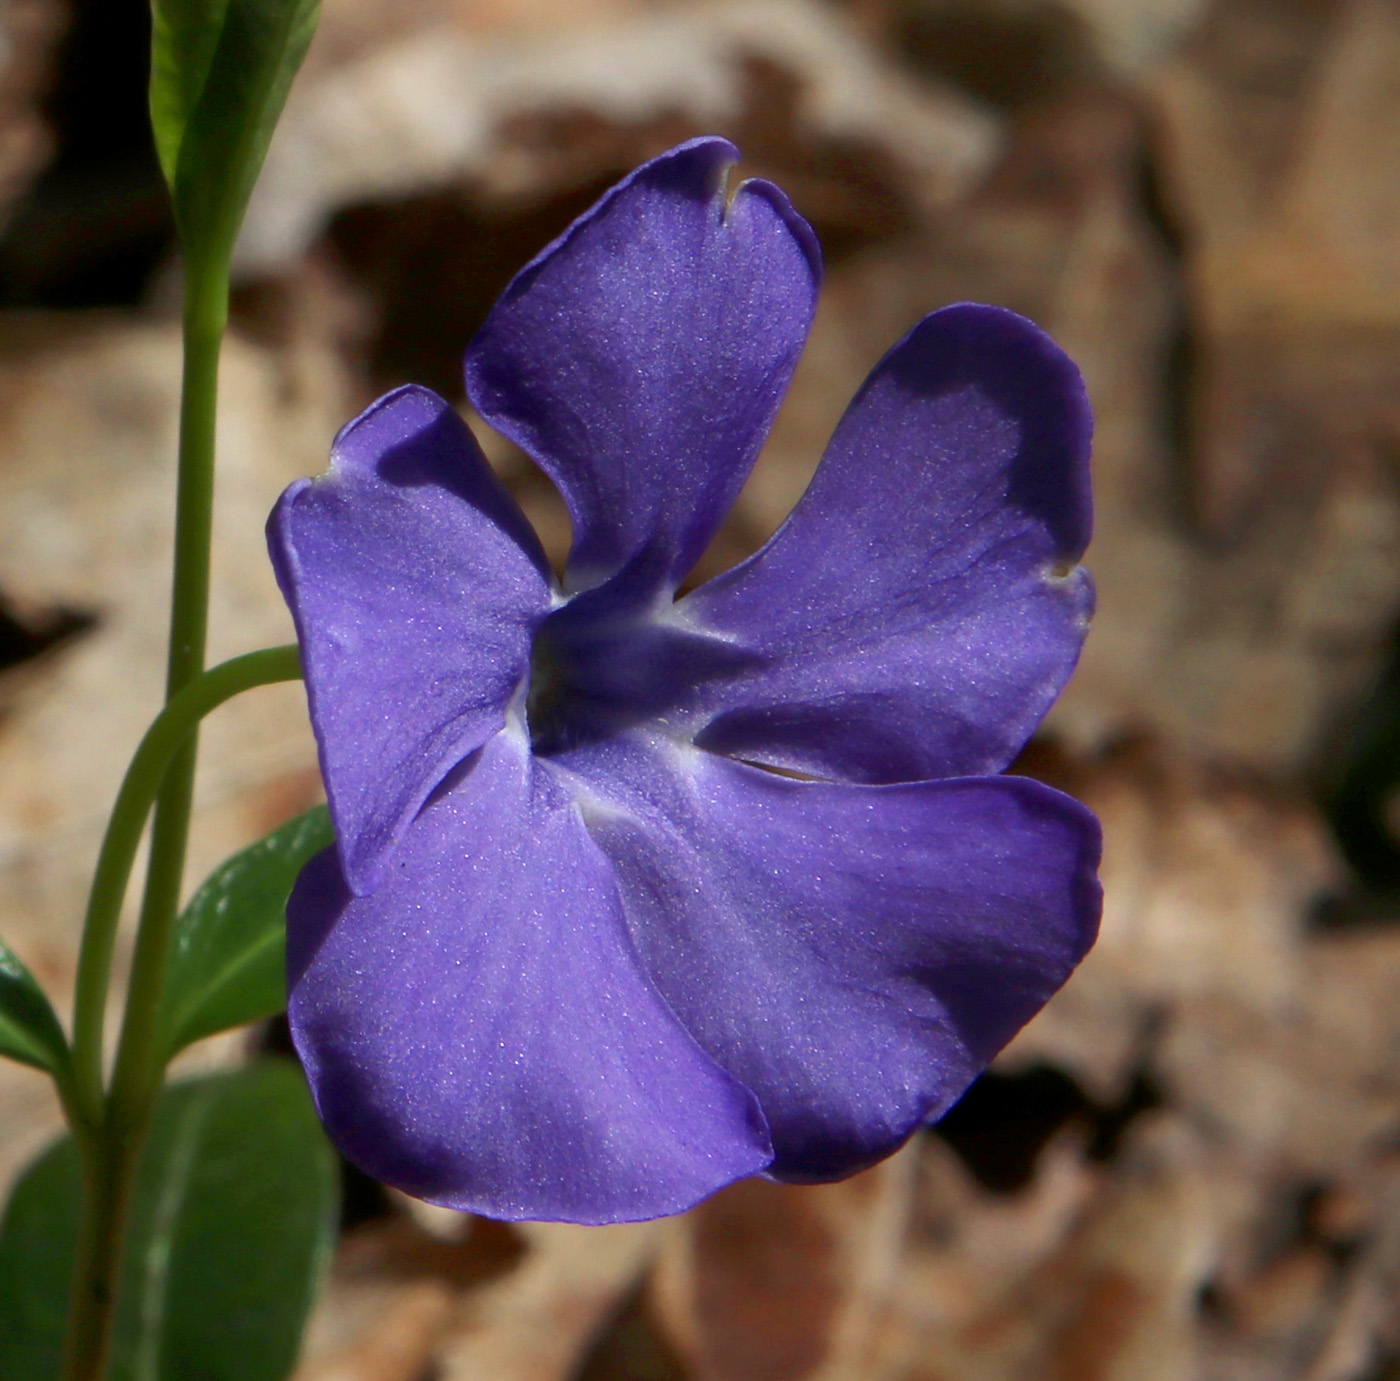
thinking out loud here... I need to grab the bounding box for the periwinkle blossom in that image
[268,137,1102,1224]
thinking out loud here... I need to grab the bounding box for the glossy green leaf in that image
[0,1060,338,1381]
[0,936,71,1077]
[150,0,320,264]
[160,805,333,1058]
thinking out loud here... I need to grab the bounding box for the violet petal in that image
[560,732,1102,1181]
[678,304,1094,782]
[268,385,552,895]
[466,137,820,603]
[287,730,774,1223]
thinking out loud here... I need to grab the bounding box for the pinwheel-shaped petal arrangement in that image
[268,137,1103,1224]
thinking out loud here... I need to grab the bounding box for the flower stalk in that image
[54,220,294,1381]
[107,253,227,1132]
[69,257,229,1127]
[60,252,229,1381]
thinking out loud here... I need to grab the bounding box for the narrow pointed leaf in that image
[148,0,229,189]
[0,1060,338,1381]
[150,0,320,264]
[0,937,70,1077]
[160,806,333,1058]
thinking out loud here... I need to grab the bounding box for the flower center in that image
[522,601,763,758]
[525,626,572,756]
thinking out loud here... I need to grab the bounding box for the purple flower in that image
[268,137,1102,1224]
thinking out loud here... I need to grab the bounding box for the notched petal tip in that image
[329,384,459,477]
[1044,560,1096,636]
[907,303,1094,559]
[725,174,823,287]
[1006,773,1105,960]
[470,138,744,333]
[265,478,311,584]
[663,134,741,198]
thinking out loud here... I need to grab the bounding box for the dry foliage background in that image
[1,0,1400,1377]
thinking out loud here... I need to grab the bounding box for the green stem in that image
[61,644,302,1381]
[110,672,301,1116]
[114,256,229,1086]
[68,261,229,1127]
[168,255,228,698]
[61,1129,136,1381]
[59,249,234,1381]
[68,646,302,1119]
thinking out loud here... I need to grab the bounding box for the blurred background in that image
[1,0,1399,1376]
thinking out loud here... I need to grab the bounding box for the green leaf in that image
[160,805,333,1058]
[150,0,320,265]
[148,0,228,189]
[0,1060,338,1381]
[0,1133,77,1378]
[0,936,71,1077]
